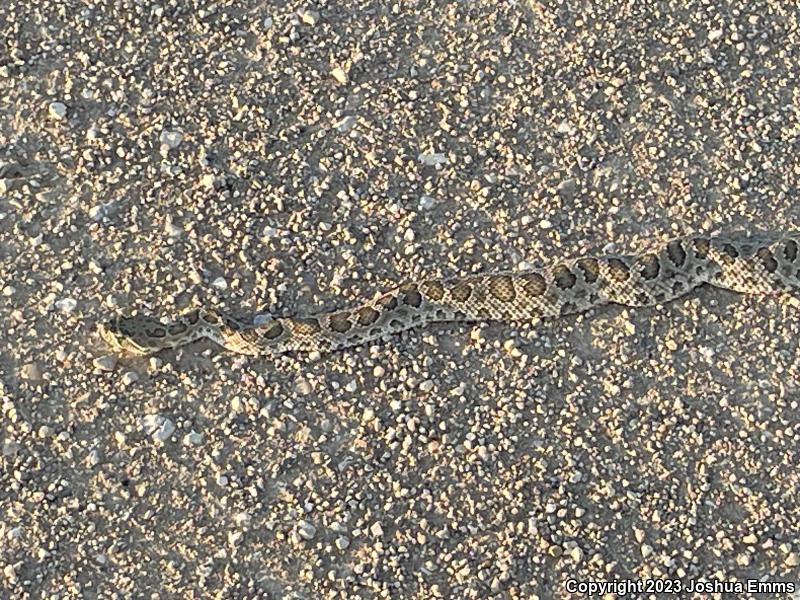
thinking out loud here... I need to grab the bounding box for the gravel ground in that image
[2,0,800,598]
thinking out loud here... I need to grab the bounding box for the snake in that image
[98,231,800,356]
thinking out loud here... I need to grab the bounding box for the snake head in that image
[97,316,165,355]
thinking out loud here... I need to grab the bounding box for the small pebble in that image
[93,355,117,372]
[48,101,67,120]
[20,362,43,381]
[121,371,139,385]
[159,130,183,149]
[141,414,176,443]
[54,298,77,314]
[183,431,203,446]
[336,115,357,133]
[297,520,316,540]
[418,152,447,166]
[331,67,348,84]
[418,195,435,210]
[296,378,312,395]
[200,174,218,190]
[335,536,350,550]
[300,9,320,26]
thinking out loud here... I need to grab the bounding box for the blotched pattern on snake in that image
[98,232,800,356]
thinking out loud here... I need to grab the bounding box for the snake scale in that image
[98,232,800,356]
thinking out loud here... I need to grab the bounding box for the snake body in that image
[98,232,800,356]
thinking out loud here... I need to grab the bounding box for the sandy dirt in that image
[2,0,800,598]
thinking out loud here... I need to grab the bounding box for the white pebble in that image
[335,536,350,550]
[556,120,573,135]
[55,297,77,314]
[418,195,435,210]
[336,115,357,133]
[48,101,67,120]
[141,414,176,443]
[159,130,184,149]
[418,152,447,166]
[121,371,139,385]
[183,431,203,446]
[200,174,218,190]
[297,520,317,540]
[88,204,107,221]
[300,9,320,25]
[370,522,384,537]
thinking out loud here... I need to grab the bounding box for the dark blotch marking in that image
[666,240,687,267]
[606,257,631,283]
[576,258,599,283]
[223,316,241,331]
[757,247,778,273]
[296,317,321,334]
[357,306,381,326]
[672,281,686,295]
[784,240,798,262]
[375,294,398,311]
[635,292,652,305]
[203,311,220,325]
[147,327,167,338]
[403,290,423,308]
[693,237,710,259]
[398,283,423,308]
[260,321,285,340]
[639,253,661,280]
[168,323,187,335]
[722,243,739,259]
[450,282,472,302]
[521,272,547,296]
[389,319,405,329]
[421,280,445,301]
[552,265,577,290]
[560,301,578,315]
[488,276,515,302]
[186,310,200,324]
[329,313,352,333]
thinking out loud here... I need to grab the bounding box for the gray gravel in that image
[2,0,800,598]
